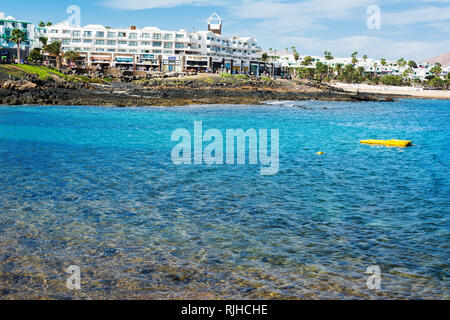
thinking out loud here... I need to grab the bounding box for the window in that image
[118,40,127,45]
[175,43,184,49]
[141,41,151,46]
[84,31,92,37]
[62,30,71,34]
[118,32,127,38]
[141,33,150,38]
[95,40,105,45]
[153,34,161,40]
[153,41,162,47]
[95,48,104,52]
[95,31,105,38]
[163,34,172,40]
[129,41,138,46]
[164,42,172,48]
[163,50,172,54]
[129,49,137,53]
[74,48,81,51]
[51,30,58,34]
[72,39,81,43]
[152,50,161,53]
[107,32,116,38]
[83,39,92,43]
[176,34,184,39]
[129,33,137,39]
[118,49,126,53]
[107,40,116,45]
[73,31,81,37]
[108,49,115,52]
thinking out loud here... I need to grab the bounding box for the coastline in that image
[0,77,398,107]
[331,82,450,100]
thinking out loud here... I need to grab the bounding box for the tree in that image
[430,63,442,77]
[363,55,368,61]
[301,56,313,66]
[46,22,52,26]
[315,62,328,81]
[28,48,43,64]
[351,51,358,65]
[64,51,81,66]
[10,29,26,63]
[397,58,407,67]
[335,63,343,77]
[408,60,418,69]
[39,37,48,47]
[403,67,414,78]
[381,58,387,66]
[261,52,269,62]
[324,51,333,60]
[38,21,45,27]
[428,77,444,88]
[44,41,63,68]
[293,50,300,63]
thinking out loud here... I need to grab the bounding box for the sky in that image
[1,0,449,61]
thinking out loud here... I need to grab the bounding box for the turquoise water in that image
[0,100,448,299]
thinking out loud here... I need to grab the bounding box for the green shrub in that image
[220,73,233,78]
[380,75,404,86]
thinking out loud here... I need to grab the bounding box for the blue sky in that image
[2,0,449,61]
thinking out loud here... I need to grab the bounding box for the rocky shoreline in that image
[0,75,397,107]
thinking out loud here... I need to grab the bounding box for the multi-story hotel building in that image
[37,13,265,73]
[0,12,35,61]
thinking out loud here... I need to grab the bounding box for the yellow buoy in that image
[316,151,324,155]
[360,139,412,147]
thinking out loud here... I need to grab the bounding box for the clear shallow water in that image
[0,100,448,299]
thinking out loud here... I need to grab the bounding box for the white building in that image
[271,51,444,81]
[39,13,264,73]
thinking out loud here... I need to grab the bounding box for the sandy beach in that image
[332,82,450,99]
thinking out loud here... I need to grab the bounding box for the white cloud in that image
[382,6,450,26]
[272,35,450,61]
[99,0,450,60]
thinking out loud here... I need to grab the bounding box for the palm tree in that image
[397,58,407,68]
[38,21,45,27]
[381,58,387,66]
[351,52,358,65]
[44,41,63,68]
[324,51,333,60]
[431,63,442,77]
[261,52,269,62]
[64,51,81,66]
[10,29,26,64]
[293,50,300,63]
[408,60,417,68]
[39,37,48,47]
[363,55,368,62]
[301,56,313,66]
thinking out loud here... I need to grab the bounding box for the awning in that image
[115,57,134,62]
